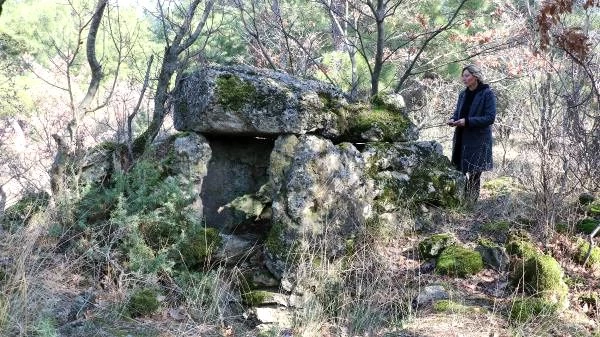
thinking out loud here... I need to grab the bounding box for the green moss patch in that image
[347,106,412,142]
[419,234,453,258]
[512,254,568,305]
[127,288,160,317]
[575,239,600,267]
[481,176,517,196]
[433,300,478,313]
[577,218,599,234]
[436,245,483,277]
[588,201,600,217]
[241,290,271,306]
[509,297,557,322]
[215,74,257,111]
[481,220,510,237]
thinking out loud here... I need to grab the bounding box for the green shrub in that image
[510,297,557,322]
[127,288,160,317]
[436,245,483,277]
[177,227,221,269]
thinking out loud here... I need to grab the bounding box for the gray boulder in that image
[364,141,465,208]
[264,135,376,278]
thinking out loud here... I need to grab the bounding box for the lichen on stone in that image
[419,233,454,258]
[215,74,257,111]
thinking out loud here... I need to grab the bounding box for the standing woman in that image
[447,64,496,202]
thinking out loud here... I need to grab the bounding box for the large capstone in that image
[173,65,418,142]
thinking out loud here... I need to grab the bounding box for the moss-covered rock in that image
[215,74,258,111]
[363,141,465,209]
[177,227,222,268]
[127,288,160,317]
[579,193,596,206]
[509,297,557,322]
[575,239,600,267]
[588,201,600,217]
[436,245,483,277]
[419,234,454,258]
[476,239,509,270]
[506,233,539,259]
[577,218,599,234]
[346,104,417,142]
[2,191,50,231]
[512,254,568,306]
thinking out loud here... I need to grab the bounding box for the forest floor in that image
[1,174,599,337]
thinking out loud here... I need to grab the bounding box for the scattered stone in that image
[214,234,257,265]
[419,233,454,258]
[413,285,449,308]
[253,307,293,327]
[476,240,509,271]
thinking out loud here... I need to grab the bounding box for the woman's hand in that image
[447,119,456,127]
[453,118,466,127]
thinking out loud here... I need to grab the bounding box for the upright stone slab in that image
[264,135,376,277]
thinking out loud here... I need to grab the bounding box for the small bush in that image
[177,227,222,269]
[436,245,483,277]
[127,288,160,317]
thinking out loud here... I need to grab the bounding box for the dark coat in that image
[451,85,496,173]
